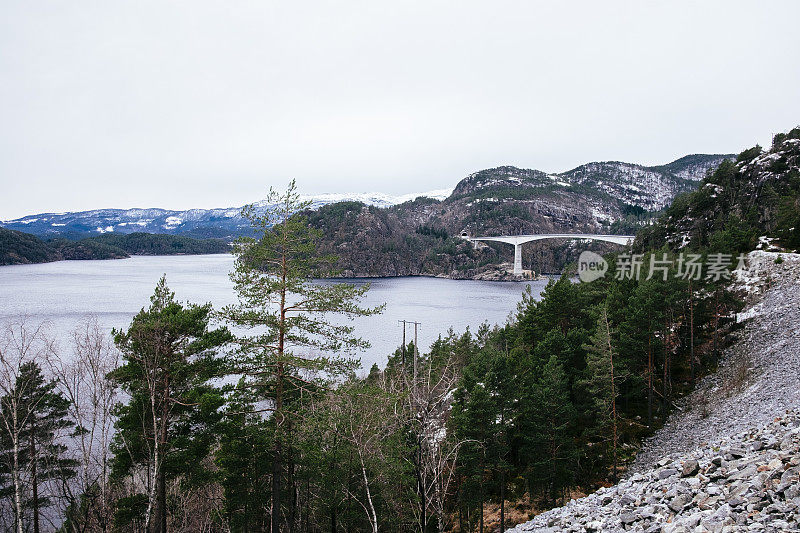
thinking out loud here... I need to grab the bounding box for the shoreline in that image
[1,253,557,282]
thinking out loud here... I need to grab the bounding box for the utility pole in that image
[413,321,420,382]
[399,320,407,367]
[399,320,421,378]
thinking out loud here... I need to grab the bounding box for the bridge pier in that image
[513,243,523,276]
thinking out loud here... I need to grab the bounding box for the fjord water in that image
[0,255,547,370]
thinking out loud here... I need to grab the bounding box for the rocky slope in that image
[510,411,800,532]
[508,251,800,532]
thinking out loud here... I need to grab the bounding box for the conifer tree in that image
[0,361,77,533]
[523,353,576,504]
[221,180,381,533]
[451,380,492,533]
[215,387,274,531]
[581,305,625,482]
[109,276,229,533]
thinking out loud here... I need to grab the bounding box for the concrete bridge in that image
[461,233,634,275]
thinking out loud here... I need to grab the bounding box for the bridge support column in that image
[513,243,523,275]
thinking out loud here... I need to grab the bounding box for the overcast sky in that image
[2,1,799,219]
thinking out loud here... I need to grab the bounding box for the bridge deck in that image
[462,233,634,275]
[466,233,634,245]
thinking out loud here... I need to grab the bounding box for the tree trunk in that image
[31,434,40,533]
[358,450,379,533]
[647,333,653,426]
[273,249,288,533]
[479,455,484,533]
[288,439,296,533]
[272,422,282,533]
[500,467,505,533]
[689,281,695,385]
[13,424,24,533]
[416,435,424,533]
[153,467,167,533]
[606,311,618,484]
[152,372,170,533]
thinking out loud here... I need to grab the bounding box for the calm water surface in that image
[0,255,547,370]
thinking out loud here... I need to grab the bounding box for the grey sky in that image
[2,1,799,219]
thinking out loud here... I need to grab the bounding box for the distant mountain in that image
[0,190,453,240]
[2,154,730,243]
[453,154,731,212]
[306,154,734,278]
[1,152,736,275]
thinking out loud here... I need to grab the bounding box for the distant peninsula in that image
[0,228,230,266]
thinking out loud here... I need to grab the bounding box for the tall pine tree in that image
[221,180,381,533]
[522,354,577,504]
[581,305,626,482]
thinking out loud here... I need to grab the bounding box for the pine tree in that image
[619,279,664,426]
[0,361,77,533]
[221,180,381,533]
[581,305,626,482]
[215,387,274,532]
[451,380,492,533]
[109,276,230,533]
[450,346,512,533]
[523,354,576,504]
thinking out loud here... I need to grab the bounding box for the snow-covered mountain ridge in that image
[1,189,453,240]
[452,154,732,212]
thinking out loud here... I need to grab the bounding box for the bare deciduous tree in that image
[47,317,119,532]
[400,349,465,533]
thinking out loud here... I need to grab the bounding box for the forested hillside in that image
[88,232,230,256]
[0,227,62,264]
[0,229,230,265]
[638,127,800,253]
